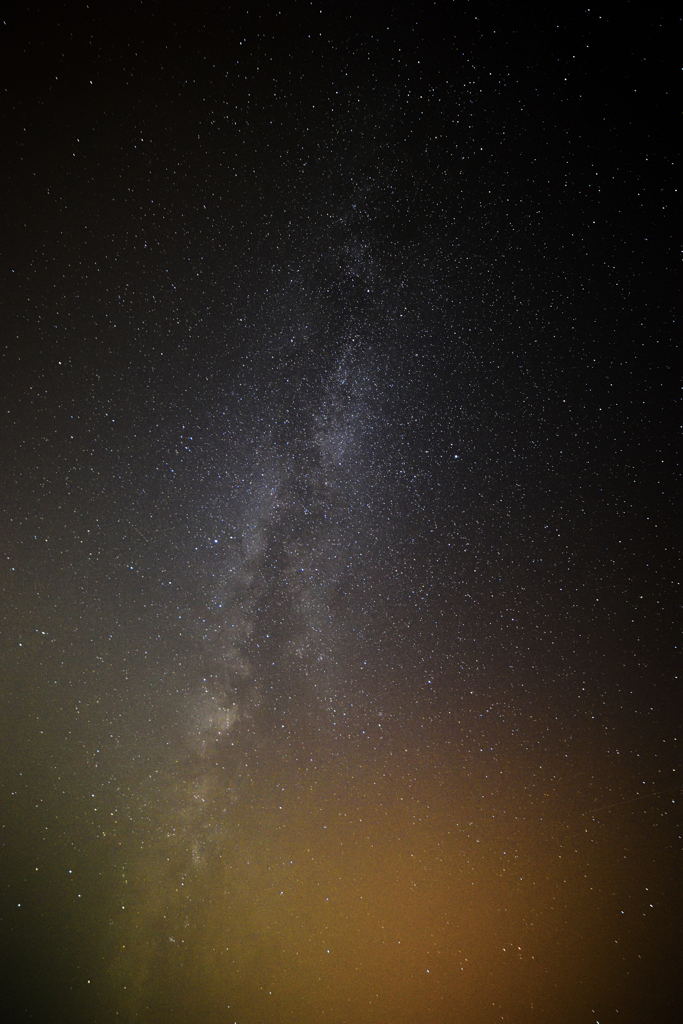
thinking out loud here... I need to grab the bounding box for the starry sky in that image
[1,3,679,1022]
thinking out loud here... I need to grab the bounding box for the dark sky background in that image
[1,3,679,1022]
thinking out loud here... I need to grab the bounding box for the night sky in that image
[1,4,680,1022]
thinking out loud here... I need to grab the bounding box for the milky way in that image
[1,5,679,1023]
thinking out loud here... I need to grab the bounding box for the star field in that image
[1,4,679,1023]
